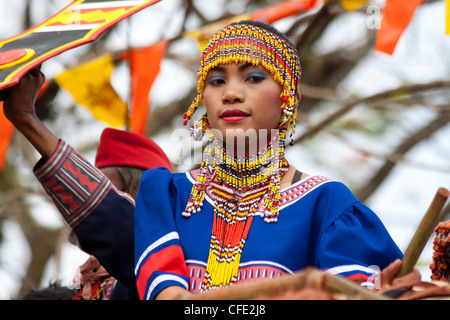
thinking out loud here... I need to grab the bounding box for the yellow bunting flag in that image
[338,0,370,11]
[55,55,127,127]
[446,0,450,35]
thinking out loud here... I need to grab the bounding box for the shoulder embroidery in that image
[187,170,333,211]
[279,175,333,209]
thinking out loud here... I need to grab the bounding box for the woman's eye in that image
[208,75,226,86]
[245,72,266,83]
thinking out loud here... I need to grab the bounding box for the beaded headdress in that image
[182,21,301,291]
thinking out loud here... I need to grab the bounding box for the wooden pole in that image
[185,269,313,300]
[185,267,388,300]
[397,187,449,277]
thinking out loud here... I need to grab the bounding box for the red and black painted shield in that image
[0,0,161,94]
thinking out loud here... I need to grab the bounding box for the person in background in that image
[94,127,173,200]
[72,127,172,300]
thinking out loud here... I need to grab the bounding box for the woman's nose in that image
[222,80,244,104]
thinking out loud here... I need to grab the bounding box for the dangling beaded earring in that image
[189,113,210,141]
[182,129,215,218]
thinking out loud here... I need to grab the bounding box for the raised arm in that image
[2,69,138,298]
[2,68,58,159]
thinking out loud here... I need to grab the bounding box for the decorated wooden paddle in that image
[0,0,162,100]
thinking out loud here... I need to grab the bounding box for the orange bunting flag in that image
[184,0,318,53]
[124,40,168,135]
[55,55,127,127]
[0,102,14,171]
[374,0,423,55]
[252,0,318,22]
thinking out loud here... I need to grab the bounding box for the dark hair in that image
[116,166,145,200]
[21,282,77,300]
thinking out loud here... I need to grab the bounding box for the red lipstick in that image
[220,109,250,123]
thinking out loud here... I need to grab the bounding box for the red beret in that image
[95,128,172,172]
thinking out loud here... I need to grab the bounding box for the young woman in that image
[133,21,403,300]
[3,20,406,300]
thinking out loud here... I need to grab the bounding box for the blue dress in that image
[134,167,403,300]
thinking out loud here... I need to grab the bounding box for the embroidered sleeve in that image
[33,139,123,228]
[134,168,190,300]
[33,140,138,291]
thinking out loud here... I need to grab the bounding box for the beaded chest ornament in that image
[430,221,450,281]
[182,21,301,291]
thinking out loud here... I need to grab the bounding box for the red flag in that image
[251,0,318,23]
[0,102,14,170]
[375,0,423,55]
[184,0,318,53]
[126,40,168,135]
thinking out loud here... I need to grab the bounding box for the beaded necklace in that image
[183,128,290,220]
[182,21,301,290]
[184,129,289,290]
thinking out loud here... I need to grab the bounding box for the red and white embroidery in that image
[187,169,333,214]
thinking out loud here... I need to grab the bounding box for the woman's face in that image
[203,62,288,151]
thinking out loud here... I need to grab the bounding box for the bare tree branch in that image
[355,109,450,202]
[295,80,450,144]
